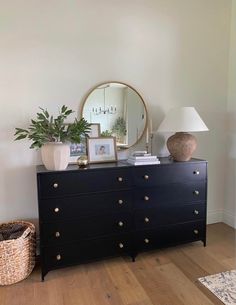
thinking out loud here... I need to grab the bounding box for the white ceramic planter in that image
[41,142,70,171]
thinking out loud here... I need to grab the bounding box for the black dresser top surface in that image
[36,157,207,174]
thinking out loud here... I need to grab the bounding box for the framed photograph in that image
[87,137,117,164]
[69,140,86,163]
[88,123,101,137]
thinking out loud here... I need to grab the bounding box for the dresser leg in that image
[41,270,47,282]
[131,254,137,262]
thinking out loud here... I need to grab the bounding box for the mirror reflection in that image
[82,82,147,148]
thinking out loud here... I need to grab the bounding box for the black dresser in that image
[37,158,207,280]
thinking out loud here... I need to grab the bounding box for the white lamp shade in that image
[157,107,209,132]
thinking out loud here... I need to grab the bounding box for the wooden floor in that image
[0,223,235,305]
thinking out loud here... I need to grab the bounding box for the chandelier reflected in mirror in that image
[91,85,117,115]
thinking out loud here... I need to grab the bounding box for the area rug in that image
[198,270,236,305]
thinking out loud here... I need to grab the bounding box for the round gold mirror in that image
[81,82,148,148]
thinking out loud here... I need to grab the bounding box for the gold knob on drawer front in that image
[144,175,149,180]
[56,254,61,261]
[144,196,149,201]
[194,190,200,195]
[144,217,150,223]
[118,199,123,205]
[55,231,60,238]
[118,221,124,227]
[119,243,124,249]
[193,170,200,175]
[53,183,59,188]
[144,238,150,244]
[54,207,60,213]
[194,229,199,234]
[194,210,199,215]
[118,177,123,182]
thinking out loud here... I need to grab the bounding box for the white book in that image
[132,150,148,155]
[127,159,160,166]
[128,155,158,161]
[131,153,151,157]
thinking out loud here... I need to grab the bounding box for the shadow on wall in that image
[225,111,236,227]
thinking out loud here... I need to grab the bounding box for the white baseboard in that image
[222,210,236,228]
[207,210,223,224]
[207,209,236,228]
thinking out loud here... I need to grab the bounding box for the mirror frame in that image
[81,81,148,149]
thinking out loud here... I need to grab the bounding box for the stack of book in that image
[127,151,160,165]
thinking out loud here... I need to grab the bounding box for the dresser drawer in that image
[38,168,133,198]
[134,182,206,208]
[133,162,207,187]
[135,220,205,251]
[41,212,133,245]
[134,203,205,230]
[39,190,133,221]
[42,234,132,270]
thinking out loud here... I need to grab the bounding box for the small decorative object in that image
[111,117,127,143]
[0,221,36,285]
[77,155,88,168]
[14,105,91,170]
[157,107,209,161]
[88,123,101,137]
[87,137,117,163]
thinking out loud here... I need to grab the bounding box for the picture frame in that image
[87,137,117,164]
[88,123,101,138]
[69,140,86,164]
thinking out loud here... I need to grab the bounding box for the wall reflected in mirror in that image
[82,82,147,148]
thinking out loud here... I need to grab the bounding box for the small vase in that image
[41,142,70,170]
[77,155,88,168]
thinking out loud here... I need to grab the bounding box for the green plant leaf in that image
[14,106,91,149]
[15,134,27,140]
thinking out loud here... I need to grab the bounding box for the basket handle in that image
[21,227,33,239]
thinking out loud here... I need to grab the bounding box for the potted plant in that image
[111,117,127,143]
[14,105,91,170]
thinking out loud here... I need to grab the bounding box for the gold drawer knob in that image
[144,238,149,244]
[194,190,200,195]
[54,207,60,213]
[118,221,124,227]
[119,243,124,249]
[194,229,199,234]
[55,231,60,238]
[193,170,200,175]
[53,183,59,188]
[56,254,61,261]
[144,217,150,223]
[144,175,149,180]
[118,199,123,205]
[144,196,149,201]
[117,177,123,182]
[194,210,199,215]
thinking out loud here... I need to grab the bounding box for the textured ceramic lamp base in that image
[167,132,197,162]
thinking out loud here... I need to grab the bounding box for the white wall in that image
[225,0,236,228]
[0,0,232,227]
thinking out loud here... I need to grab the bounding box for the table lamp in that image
[157,107,209,161]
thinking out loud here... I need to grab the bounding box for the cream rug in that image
[198,270,236,305]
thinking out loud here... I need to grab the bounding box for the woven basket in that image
[0,221,36,285]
